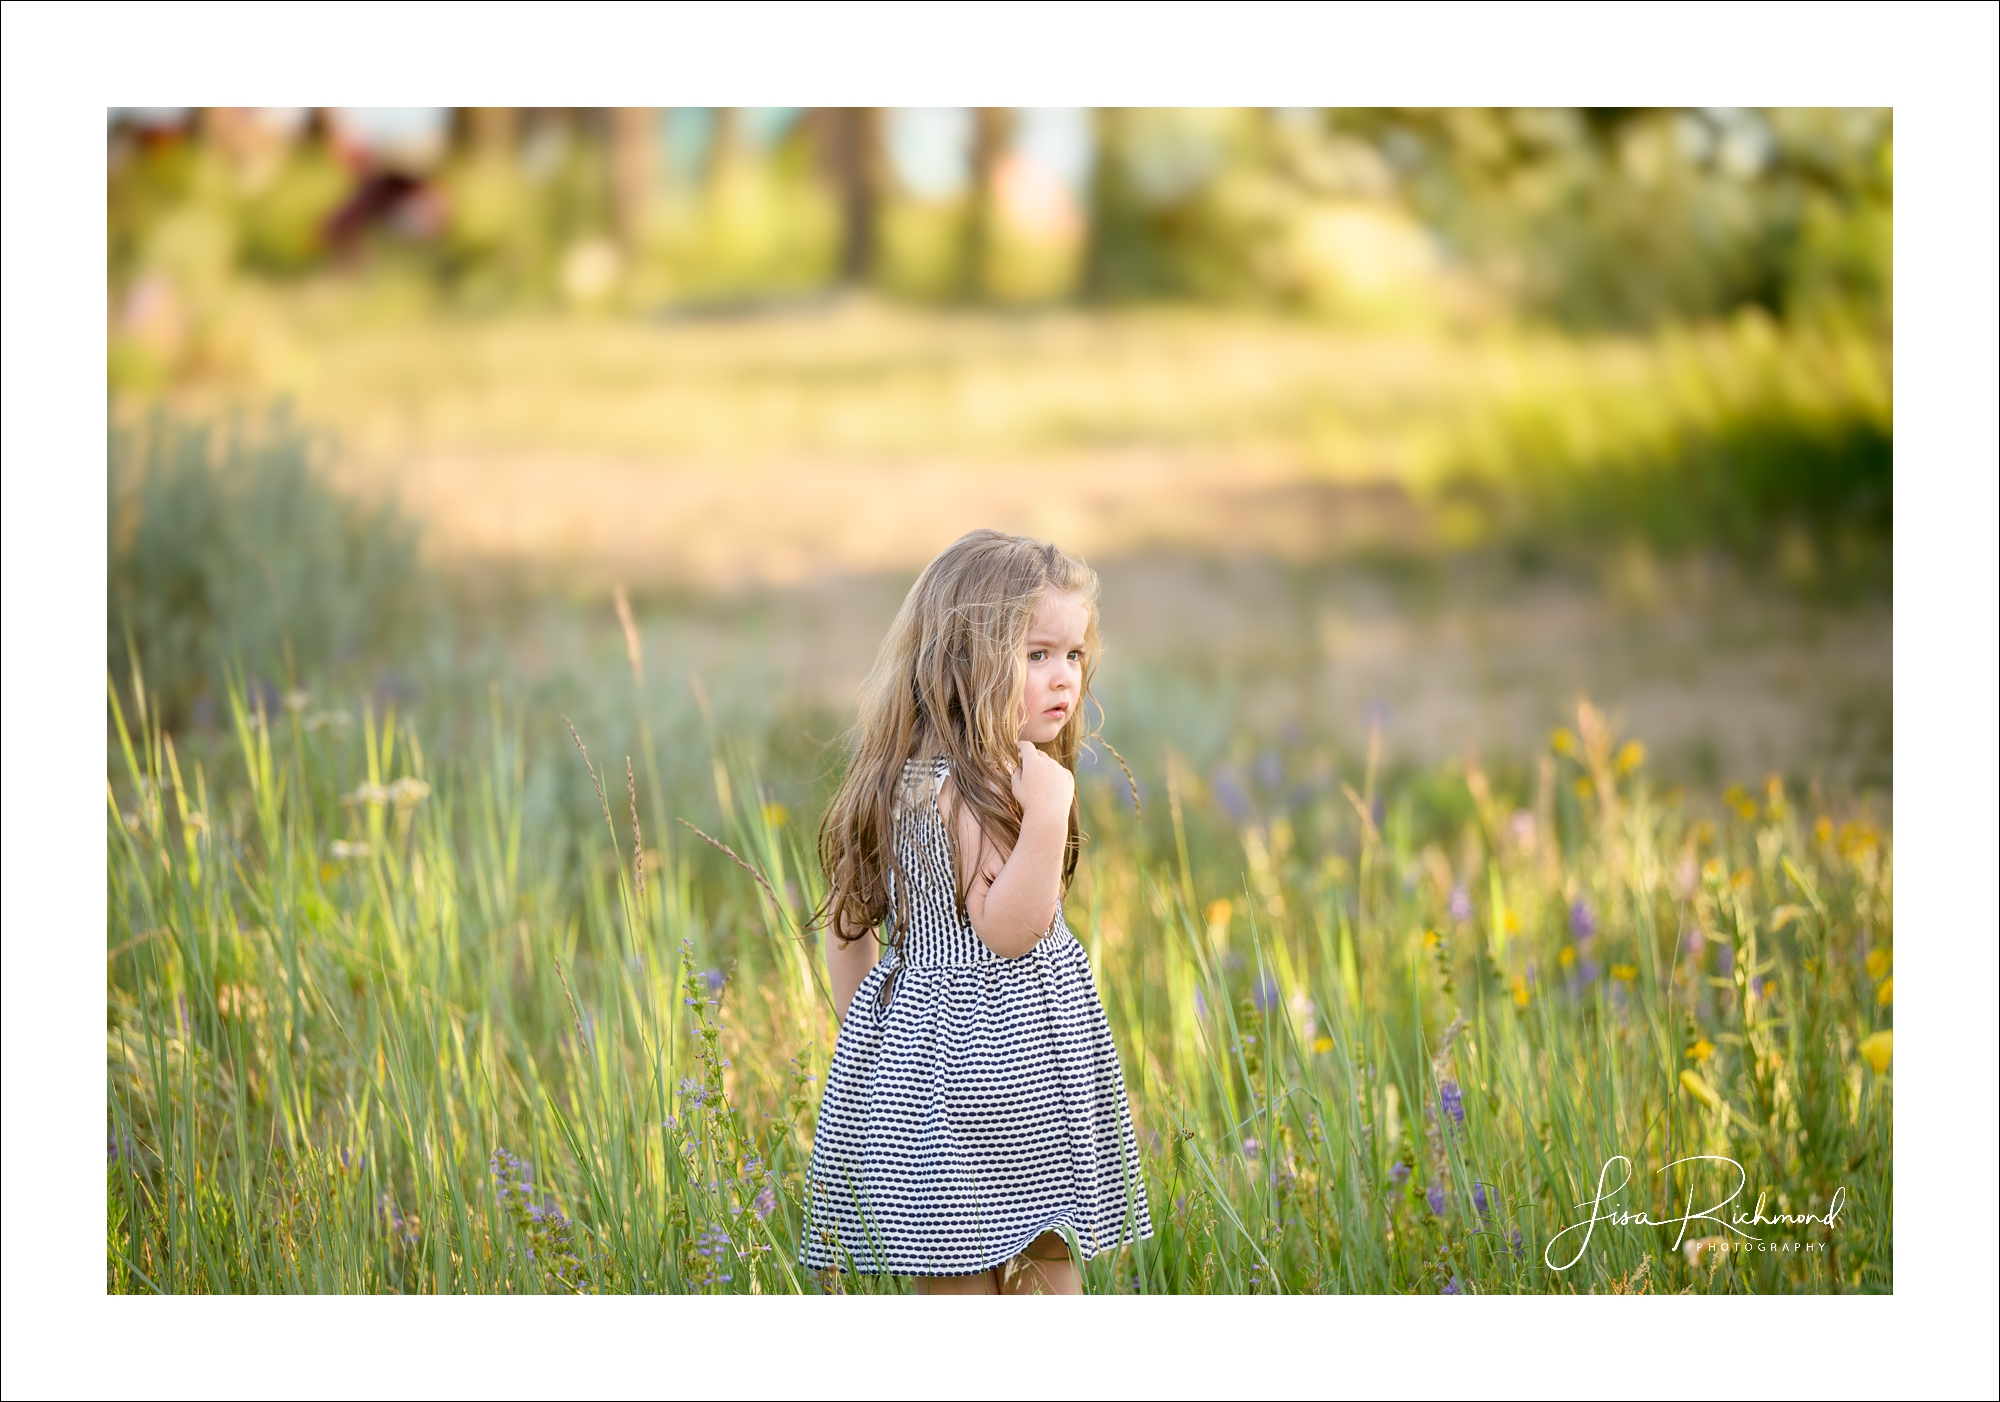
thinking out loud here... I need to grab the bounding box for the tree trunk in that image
[812,108,883,284]
[963,107,1010,300]
[452,108,519,165]
[610,107,656,253]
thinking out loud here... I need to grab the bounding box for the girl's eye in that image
[1028,649,1046,662]
[1068,650,1082,661]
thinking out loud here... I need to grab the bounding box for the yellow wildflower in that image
[1686,1038,1715,1063]
[1864,947,1891,981]
[1875,977,1892,1007]
[1511,976,1530,1008]
[1205,898,1232,927]
[1574,776,1594,800]
[1422,928,1441,951]
[1610,964,1638,983]
[1679,1069,1722,1110]
[1858,1030,1892,1074]
[762,802,790,829]
[1550,727,1578,756]
[1502,908,1520,935]
[1558,945,1577,969]
[1614,740,1645,776]
[1312,1036,1335,1054]
[1814,815,1833,845]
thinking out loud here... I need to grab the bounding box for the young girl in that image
[802,529,1152,1294]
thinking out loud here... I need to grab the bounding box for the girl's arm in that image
[949,742,1075,960]
[825,902,880,1022]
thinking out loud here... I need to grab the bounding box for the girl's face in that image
[1017,589,1090,745]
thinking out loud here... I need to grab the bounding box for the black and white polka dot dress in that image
[802,758,1153,1277]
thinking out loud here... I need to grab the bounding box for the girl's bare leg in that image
[1000,1232,1081,1295]
[913,1268,1000,1295]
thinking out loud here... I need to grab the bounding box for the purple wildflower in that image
[1388,1161,1410,1187]
[1569,898,1598,940]
[1212,769,1252,824]
[1510,1228,1525,1260]
[1250,975,1281,1013]
[1442,1275,1463,1295]
[1439,1080,1465,1128]
[1427,1183,1446,1216]
[1242,1137,1261,1159]
[753,1184,778,1222]
[1193,989,1207,1021]
[702,968,726,996]
[1257,749,1283,791]
[1508,809,1536,851]
[1472,1182,1492,1215]
[1449,885,1473,923]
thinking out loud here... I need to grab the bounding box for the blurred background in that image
[106,106,1892,814]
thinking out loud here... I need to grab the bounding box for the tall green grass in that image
[107,653,1893,1294]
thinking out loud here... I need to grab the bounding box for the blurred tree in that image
[963,106,1010,299]
[610,107,657,256]
[809,107,885,283]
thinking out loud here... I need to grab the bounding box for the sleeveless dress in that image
[802,757,1154,1277]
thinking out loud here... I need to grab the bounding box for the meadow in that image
[103,289,1895,1295]
[105,647,1893,1295]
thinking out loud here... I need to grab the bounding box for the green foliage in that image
[108,409,428,728]
[106,656,1892,1294]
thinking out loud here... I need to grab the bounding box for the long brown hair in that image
[816,529,1101,947]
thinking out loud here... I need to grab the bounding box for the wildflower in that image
[328,839,371,860]
[1510,1228,1524,1260]
[1864,947,1891,981]
[1674,857,1700,898]
[343,782,390,807]
[1242,1137,1261,1159]
[753,1184,778,1222]
[1875,977,1893,1007]
[1257,749,1282,791]
[1438,1080,1464,1128]
[1426,1183,1446,1216]
[702,968,726,997]
[1858,1030,1892,1074]
[1388,1162,1410,1188]
[1550,728,1577,756]
[1686,1038,1715,1064]
[1312,1035,1334,1054]
[1574,776,1594,800]
[1679,1069,1723,1111]
[1448,886,1472,922]
[1250,975,1281,1013]
[1610,964,1638,984]
[1442,1275,1463,1294]
[1568,899,1597,940]
[387,777,431,806]
[1684,1235,1728,1268]
[1577,956,1602,985]
[1510,976,1529,1008]
[1558,945,1576,969]
[284,688,311,713]
[1211,769,1251,824]
[1472,1182,1492,1215]
[1193,989,1207,1020]
[1614,740,1645,775]
[1508,809,1536,853]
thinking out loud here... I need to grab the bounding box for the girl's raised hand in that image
[1013,741,1075,818]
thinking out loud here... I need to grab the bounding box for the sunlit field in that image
[107,647,1893,1292]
